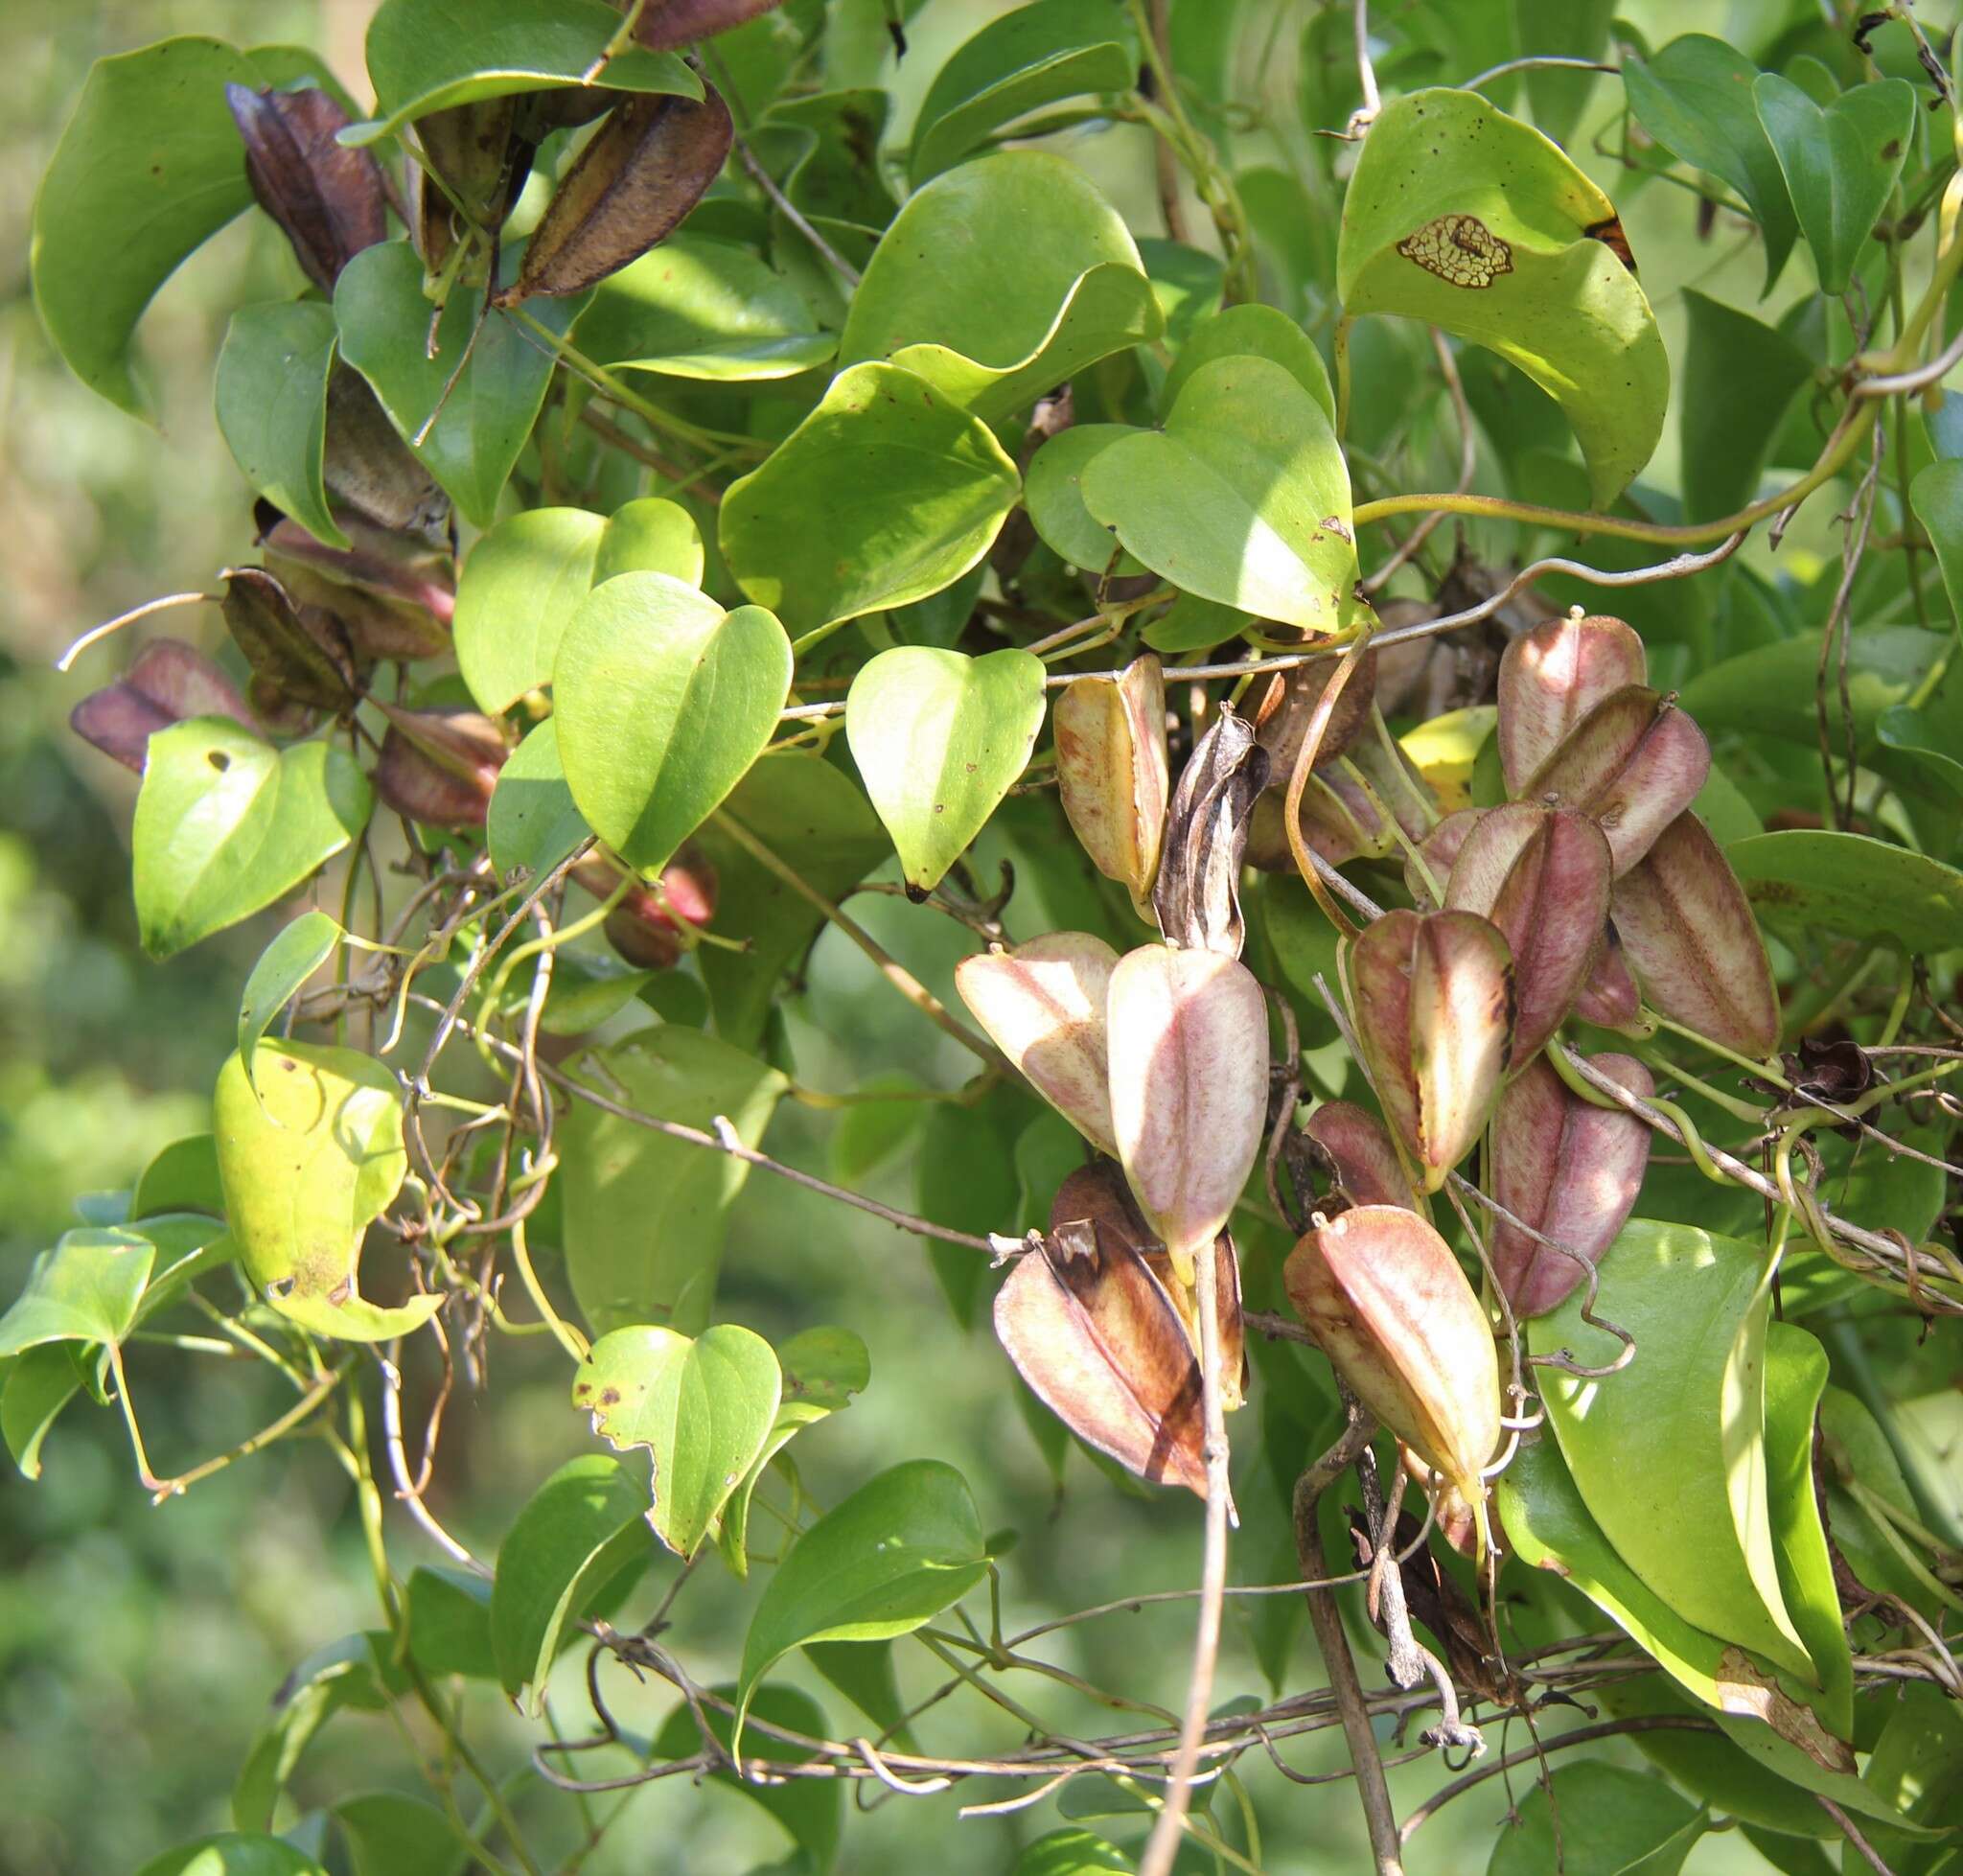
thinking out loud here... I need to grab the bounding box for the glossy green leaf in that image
[1013,1830,1134,1876]
[553,572,792,873]
[32,38,268,417]
[1160,302,1336,424]
[556,1027,788,1337]
[719,1326,869,1577]
[213,1041,440,1343]
[1337,88,1668,507]
[1753,76,1915,295]
[1762,1324,1853,1742]
[352,0,700,142]
[1080,356,1361,633]
[1727,830,1963,955]
[404,1565,497,1679]
[579,237,837,381]
[455,499,704,714]
[492,1453,650,1707]
[652,1682,842,1870]
[132,1134,225,1219]
[136,1836,327,1876]
[335,241,585,528]
[334,1794,466,1876]
[1677,626,1945,755]
[908,0,1139,185]
[237,912,342,1095]
[0,1229,155,1359]
[1879,702,1963,799]
[132,720,371,960]
[3,1345,85,1482]
[1624,35,1798,295]
[1856,1683,1963,1872]
[1488,1761,1703,1876]
[844,646,1047,892]
[216,302,345,547]
[1909,457,1963,642]
[691,755,890,1049]
[1533,1221,1815,1684]
[719,362,1021,636]
[840,151,1159,422]
[1023,426,1139,573]
[486,720,590,880]
[573,1323,781,1561]
[734,1458,988,1754]
[1678,290,1814,523]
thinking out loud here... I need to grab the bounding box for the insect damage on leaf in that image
[1397,214,1514,288]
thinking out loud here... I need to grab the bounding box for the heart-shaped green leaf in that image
[556,1028,788,1337]
[734,1458,987,1758]
[552,571,792,873]
[455,499,704,713]
[573,1323,781,1561]
[1160,302,1335,424]
[237,912,342,1094]
[1081,355,1361,634]
[839,151,1157,422]
[1727,829,1963,954]
[1489,1763,1705,1876]
[718,1326,869,1577]
[578,236,838,381]
[1024,425,1141,573]
[351,0,700,143]
[490,1453,649,1708]
[1753,75,1915,295]
[132,719,372,960]
[486,720,590,880]
[0,1230,156,1359]
[216,301,345,548]
[908,0,1139,186]
[1533,1221,1815,1685]
[213,1041,440,1343]
[719,361,1020,637]
[1338,88,1668,508]
[335,241,585,528]
[1625,35,1799,296]
[845,646,1047,891]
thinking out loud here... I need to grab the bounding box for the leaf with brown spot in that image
[1150,706,1269,956]
[499,87,735,305]
[1054,653,1168,915]
[1490,1051,1652,1317]
[1498,611,1648,792]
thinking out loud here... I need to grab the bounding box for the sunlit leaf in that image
[237,912,342,1095]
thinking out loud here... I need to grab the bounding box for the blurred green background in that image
[0,2,1919,1872]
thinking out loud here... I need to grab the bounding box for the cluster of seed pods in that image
[967,613,1776,1546]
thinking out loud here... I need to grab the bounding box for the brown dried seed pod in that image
[1611,811,1780,1058]
[219,567,363,714]
[1251,648,1379,778]
[624,0,788,50]
[226,83,388,292]
[1489,1050,1653,1317]
[373,706,508,830]
[261,513,453,663]
[1151,706,1269,957]
[1496,611,1647,793]
[70,640,257,772]
[1053,654,1168,915]
[414,99,530,277]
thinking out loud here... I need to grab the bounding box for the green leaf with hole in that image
[579,237,837,382]
[216,302,345,548]
[1678,290,1814,523]
[1489,1762,1704,1876]
[719,1326,869,1577]
[734,1459,988,1757]
[1080,356,1361,633]
[238,912,342,1096]
[404,1566,497,1679]
[840,151,1159,422]
[0,1230,156,1360]
[556,1027,788,1337]
[552,571,792,873]
[1624,35,1797,296]
[334,1793,467,1876]
[652,1682,843,1871]
[1533,1221,1815,1685]
[1761,1324,1853,1742]
[691,755,891,1050]
[136,1836,327,1876]
[1337,88,1668,507]
[31,37,277,418]
[845,646,1047,892]
[1161,302,1336,424]
[908,0,1139,185]
[1726,831,1963,955]
[132,720,372,960]
[486,720,590,880]
[1909,457,1963,644]
[573,1323,781,1561]
[491,1453,650,1709]
[455,499,704,714]
[720,362,1020,637]
[350,0,700,143]
[213,1040,440,1343]
[1753,76,1915,295]
[335,241,586,529]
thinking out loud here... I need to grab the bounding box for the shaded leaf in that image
[1488,1761,1704,1876]
[486,720,591,879]
[1678,290,1815,524]
[334,1794,466,1876]
[216,302,345,547]
[404,1566,497,1679]
[1754,76,1915,295]
[1728,829,1963,956]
